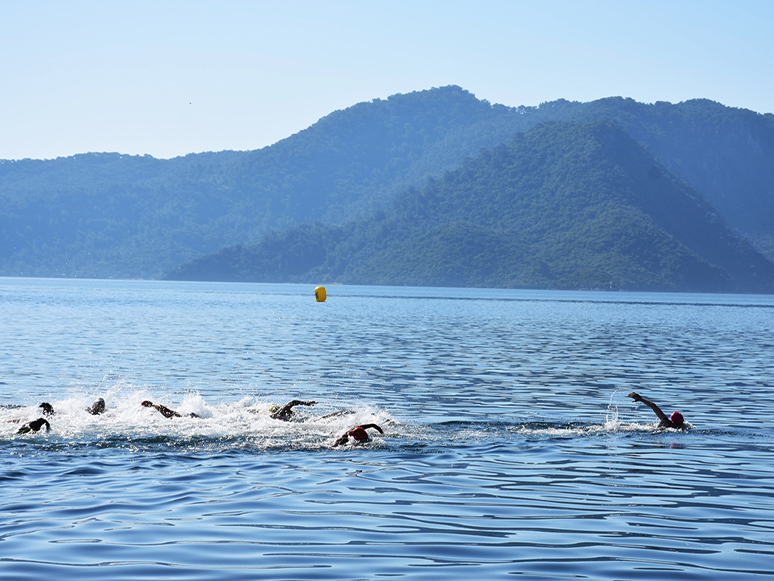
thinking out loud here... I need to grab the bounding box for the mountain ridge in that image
[165,120,774,293]
[2,85,773,286]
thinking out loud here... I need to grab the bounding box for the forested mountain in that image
[2,85,774,284]
[561,97,774,259]
[165,121,774,293]
[0,87,540,278]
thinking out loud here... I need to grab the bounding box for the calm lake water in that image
[1,278,773,580]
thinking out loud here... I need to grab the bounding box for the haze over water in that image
[2,278,773,579]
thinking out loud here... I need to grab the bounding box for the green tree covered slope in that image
[0,87,535,278]
[166,121,774,293]
[2,86,773,281]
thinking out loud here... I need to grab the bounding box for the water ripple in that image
[1,280,774,579]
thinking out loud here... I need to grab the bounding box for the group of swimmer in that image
[266,399,384,444]
[10,397,387,445]
[10,391,685,440]
[142,398,385,444]
[12,398,106,434]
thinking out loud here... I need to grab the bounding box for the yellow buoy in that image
[314,286,327,302]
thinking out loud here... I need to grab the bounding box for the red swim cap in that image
[348,427,370,442]
[670,411,684,426]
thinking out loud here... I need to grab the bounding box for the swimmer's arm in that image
[628,392,669,423]
[272,400,317,419]
[286,400,317,409]
[319,409,355,419]
[360,423,384,434]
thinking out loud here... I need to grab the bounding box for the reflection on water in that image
[1,279,773,579]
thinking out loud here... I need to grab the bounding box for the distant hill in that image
[0,86,540,278]
[164,121,774,293]
[2,85,774,282]
[561,97,774,259]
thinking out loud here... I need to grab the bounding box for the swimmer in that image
[5,402,54,424]
[86,398,105,415]
[141,400,200,419]
[270,400,317,421]
[333,424,384,446]
[16,417,51,435]
[628,392,686,428]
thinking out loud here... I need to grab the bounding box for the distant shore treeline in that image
[2,86,774,292]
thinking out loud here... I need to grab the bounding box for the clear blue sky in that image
[2,0,772,160]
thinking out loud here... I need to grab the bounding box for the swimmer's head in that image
[670,411,684,426]
[269,405,280,413]
[89,398,106,414]
[39,402,54,416]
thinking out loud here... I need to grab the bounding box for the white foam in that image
[2,389,395,445]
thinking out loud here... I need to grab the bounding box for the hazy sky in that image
[2,0,772,160]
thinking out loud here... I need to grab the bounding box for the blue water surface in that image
[1,278,773,579]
